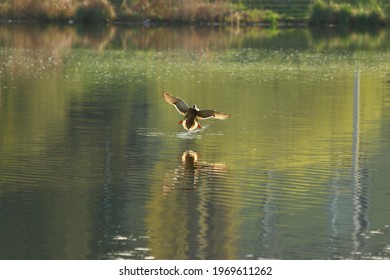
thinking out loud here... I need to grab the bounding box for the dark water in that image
[0,25,390,259]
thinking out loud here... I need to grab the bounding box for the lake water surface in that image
[0,25,390,259]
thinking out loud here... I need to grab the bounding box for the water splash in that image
[175,125,208,139]
[176,130,202,140]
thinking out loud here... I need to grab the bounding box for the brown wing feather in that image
[163,92,190,115]
[198,110,231,120]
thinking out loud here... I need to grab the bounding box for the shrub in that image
[308,0,386,27]
[0,0,116,23]
[75,0,116,23]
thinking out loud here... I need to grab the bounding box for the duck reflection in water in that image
[162,150,228,193]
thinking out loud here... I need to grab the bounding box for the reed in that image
[118,0,233,23]
[118,0,280,26]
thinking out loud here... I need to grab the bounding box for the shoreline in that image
[0,17,387,30]
[1,18,387,31]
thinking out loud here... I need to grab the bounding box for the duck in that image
[163,91,230,131]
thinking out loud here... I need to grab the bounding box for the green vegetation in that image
[0,0,389,27]
[308,0,387,27]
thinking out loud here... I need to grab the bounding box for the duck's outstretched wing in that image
[163,92,190,115]
[198,110,231,120]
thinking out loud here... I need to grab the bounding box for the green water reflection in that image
[0,25,390,259]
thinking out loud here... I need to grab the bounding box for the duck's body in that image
[180,106,202,130]
[163,91,230,131]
